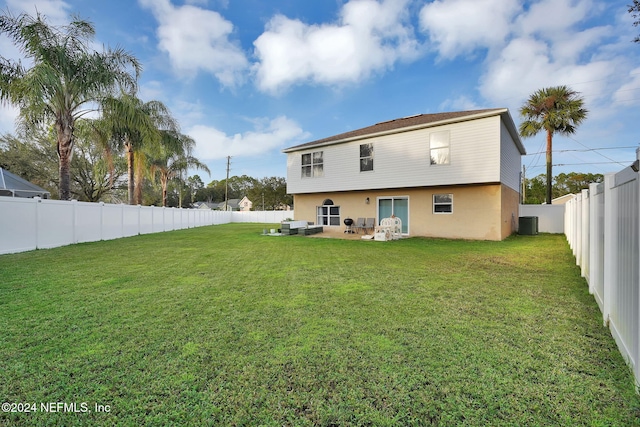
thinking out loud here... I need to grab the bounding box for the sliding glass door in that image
[377,197,409,234]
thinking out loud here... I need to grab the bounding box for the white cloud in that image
[613,67,640,106]
[0,104,19,135]
[419,0,520,59]
[418,0,628,120]
[479,37,614,109]
[190,116,309,160]
[252,0,420,94]
[438,95,483,112]
[515,0,595,39]
[138,0,248,87]
[5,0,71,25]
[550,26,612,63]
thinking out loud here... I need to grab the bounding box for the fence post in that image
[603,173,616,327]
[99,202,105,241]
[71,199,77,244]
[636,148,640,389]
[581,188,590,279]
[121,203,125,239]
[575,193,582,262]
[588,183,598,295]
[34,197,41,250]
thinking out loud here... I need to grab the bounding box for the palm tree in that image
[0,11,140,200]
[519,86,588,204]
[149,130,210,207]
[100,94,178,205]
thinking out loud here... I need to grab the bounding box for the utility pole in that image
[224,156,231,211]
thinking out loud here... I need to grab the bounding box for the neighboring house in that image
[194,197,252,211]
[282,108,526,241]
[193,201,218,210]
[216,198,251,211]
[0,168,50,198]
[238,196,252,211]
[217,199,238,211]
[275,203,292,211]
[550,194,574,205]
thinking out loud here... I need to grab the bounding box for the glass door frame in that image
[376,196,409,235]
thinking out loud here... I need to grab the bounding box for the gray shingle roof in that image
[283,108,523,153]
[0,168,50,198]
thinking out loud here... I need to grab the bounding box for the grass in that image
[1,223,639,426]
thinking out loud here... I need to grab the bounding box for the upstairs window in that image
[302,151,324,178]
[430,131,450,165]
[433,193,453,214]
[360,143,373,172]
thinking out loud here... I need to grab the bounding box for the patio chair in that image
[391,217,402,240]
[352,217,366,234]
[379,217,402,240]
[364,217,375,234]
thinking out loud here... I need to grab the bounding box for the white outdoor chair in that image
[378,217,402,240]
[391,217,402,239]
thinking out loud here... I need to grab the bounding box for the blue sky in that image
[1,0,639,183]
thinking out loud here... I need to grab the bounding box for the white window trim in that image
[360,143,374,173]
[302,151,324,178]
[429,130,451,166]
[317,204,341,226]
[433,193,453,214]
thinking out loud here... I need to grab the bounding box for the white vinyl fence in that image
[0,196,293,255]
[565,149,640,388]
[519,204,565,233]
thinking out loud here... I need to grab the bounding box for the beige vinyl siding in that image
[500,119,523,192]
[287,117,502,195]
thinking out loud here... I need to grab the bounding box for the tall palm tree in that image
[100,94,178,205]
[519,85,588,204]
[0,11,140,200]
[149,130,210,207]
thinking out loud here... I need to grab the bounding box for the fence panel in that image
[608,170,639,377]
[0,195,294,255]
[0,197,37,254]
[563,149,640,389]
[123,205,140,237]
[151,207,164,233]
[37,199,74,249]
[75,201,103,243]
[519,204,565,233]
[138,206,154,235]
[231,210,291,224]
[589,182,605,312]
[101,203,125,241]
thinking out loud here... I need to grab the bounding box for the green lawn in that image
[1,224,639,426]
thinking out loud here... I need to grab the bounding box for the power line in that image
[526,139,546,171]
[524,145,639,155]
[528,161,631,168]
[567,136,629,168]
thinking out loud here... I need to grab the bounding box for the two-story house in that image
[282,108,526,241]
